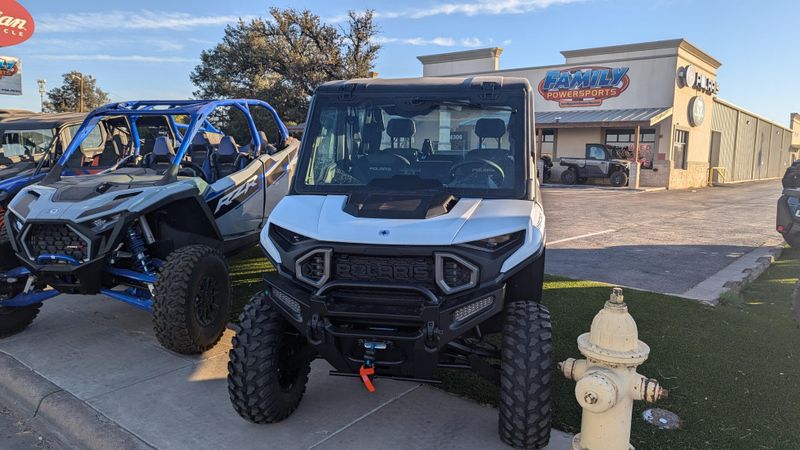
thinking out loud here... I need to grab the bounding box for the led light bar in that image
[453,296,494,322]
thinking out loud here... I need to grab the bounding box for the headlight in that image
[270,224,311,249]
[8,212,24,232]
[464,230,525,252]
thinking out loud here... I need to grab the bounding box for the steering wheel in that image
[179,160,209,182]
[449,159,505,187]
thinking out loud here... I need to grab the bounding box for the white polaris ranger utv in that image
[228,77,552,449]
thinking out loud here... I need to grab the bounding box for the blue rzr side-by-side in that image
[0,99,299,354]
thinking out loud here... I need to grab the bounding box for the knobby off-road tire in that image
[560,168,577,185]
[610,170,629,187]
[0,292,42,339]
[152,244,231,354]
[499,301,554,450]
[228,293,314,423]
[0,222,41,338]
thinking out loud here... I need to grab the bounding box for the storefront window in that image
[673,129,689,170]
[540,129,556,157]
[605,128,656,169]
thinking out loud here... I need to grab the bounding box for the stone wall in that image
[639,161,670,186]
[667,161,709,189]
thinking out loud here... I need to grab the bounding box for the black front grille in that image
[333,254,435,288]
[24,224,87,262]
[328,288,426,317]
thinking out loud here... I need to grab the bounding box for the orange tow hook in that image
[359,364,376,393]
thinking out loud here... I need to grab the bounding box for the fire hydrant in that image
[560,287,668,450]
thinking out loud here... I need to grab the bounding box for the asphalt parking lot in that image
[542,180,783,296]
[0,404,59,450]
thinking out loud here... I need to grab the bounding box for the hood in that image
[7,172,202,225]
[267,194,544,246]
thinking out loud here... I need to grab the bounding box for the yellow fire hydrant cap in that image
[578,288,650,365]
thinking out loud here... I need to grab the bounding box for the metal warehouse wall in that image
[755,119,770,179]
[769,125,786,178]
[711,102,737,178]
[712,98,792,183]
[733,113,757,181]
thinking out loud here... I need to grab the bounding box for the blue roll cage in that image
[45,99,289,183]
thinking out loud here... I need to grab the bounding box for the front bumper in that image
[5,217,120,295]
[16,255,107,294]
[263,270,507,380]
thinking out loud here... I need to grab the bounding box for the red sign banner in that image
[0,1,34,47]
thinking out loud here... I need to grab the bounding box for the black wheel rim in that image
[194,275,219,327]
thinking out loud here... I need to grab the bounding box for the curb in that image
[0,351,153,450]
[679,244,784,305]
[721,245,784,295]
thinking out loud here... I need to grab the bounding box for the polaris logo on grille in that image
[334,255,434,284]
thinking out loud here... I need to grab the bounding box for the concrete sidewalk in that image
[0,294,572,450]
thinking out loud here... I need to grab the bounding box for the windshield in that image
[295,94,526,198]
[1,128,54,158]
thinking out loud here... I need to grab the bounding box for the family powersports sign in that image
[538,66,630,108]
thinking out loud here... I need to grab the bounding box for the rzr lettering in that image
[214,176,258,215]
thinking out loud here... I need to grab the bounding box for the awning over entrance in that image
[535,107,673,128]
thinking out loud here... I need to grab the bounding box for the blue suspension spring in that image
[125,224,152,273]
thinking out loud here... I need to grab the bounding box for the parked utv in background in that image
[540,154,553,182]
[560,143,630,186]
[1,112,139,330]
[228,77,553,449]
[776,161,800,247]
[3,100,299,353]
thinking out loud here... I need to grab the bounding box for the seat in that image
[64,143,85,169]
[140,137,156,157]
[143,136,174,172]
[467,118,512,162]
[384,118,419,162]
[240,131,275,157]
[257,131,277,155]
[188,132,214,179]
[213,136,242,179]
[97,134,125,167]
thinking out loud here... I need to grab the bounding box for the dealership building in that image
[417,39,799,189]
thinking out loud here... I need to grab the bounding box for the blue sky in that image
[2,0,799,124]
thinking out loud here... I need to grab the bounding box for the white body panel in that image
[260,195,546,273]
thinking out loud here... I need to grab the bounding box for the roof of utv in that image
[0,112,88,130]
[317,76,532,95]
[0,109,35,121]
